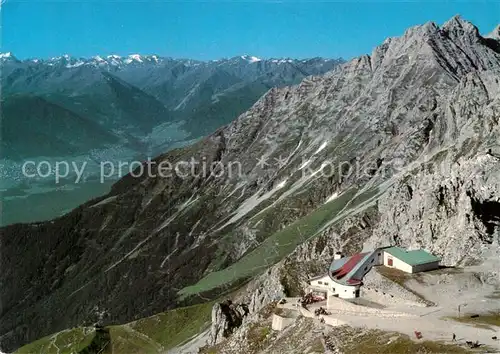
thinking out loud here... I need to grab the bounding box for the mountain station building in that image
[307,247,440,299]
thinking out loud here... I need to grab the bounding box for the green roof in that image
[384,247,440,266]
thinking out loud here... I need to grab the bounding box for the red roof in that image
[332,252,367,280]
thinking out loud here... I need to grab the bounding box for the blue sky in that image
[3,1,499,60]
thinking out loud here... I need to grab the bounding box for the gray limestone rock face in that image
[368,68,500,265]
[202,17,500,349]
[208,300,250,346]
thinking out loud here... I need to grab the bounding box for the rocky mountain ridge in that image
[1,52,336,68]
[2,15,500,352]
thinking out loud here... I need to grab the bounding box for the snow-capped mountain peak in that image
[66,60,85,69]
[241,55,262,63]
[0,52,344,72]
[125,54,144,63]
[0,52,16,61]
[271,58,293,64]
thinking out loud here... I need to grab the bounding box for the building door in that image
[388,258,393,266]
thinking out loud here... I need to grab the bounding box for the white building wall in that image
[310,275,358,299]
[383,252,413,273]
[309,275,333,291]
[331,282,359,299]
[374,249,385,265]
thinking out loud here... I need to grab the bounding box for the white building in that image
[307,274,335,294]
[306,247,440,301]
[383,247,440,273]
[307,273,361,299]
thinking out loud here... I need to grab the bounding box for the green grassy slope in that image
[179,187,379,297]
[15,327,96,354]
[14,302,214,354]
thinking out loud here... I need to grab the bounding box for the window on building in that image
[318,281,323,285]
[378,253,381,256]
[364,266,368,271]
[324,282,329,286]
[371,259,374,263]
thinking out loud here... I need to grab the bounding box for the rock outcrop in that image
[209,300,249,346]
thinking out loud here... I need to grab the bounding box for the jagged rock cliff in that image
[209,300,249,346]
[2,16,500,352]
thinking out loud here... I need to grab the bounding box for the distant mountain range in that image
[0,53,343,225]
[2,53,343,148]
